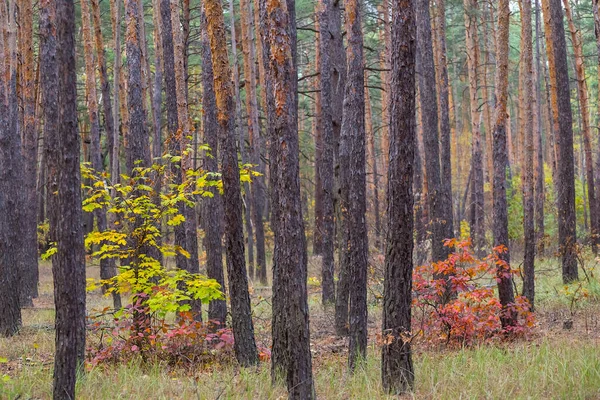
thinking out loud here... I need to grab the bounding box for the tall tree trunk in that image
[229,0,255,280]
[534,0,546,255]
[200,8,226,325]
[519,0,536,308]
[416,0,448,263]
[563,0,597,253]
[593,0,600,219]
[313,8,324,258]
[46,0,87,394]
[260,0,315,395]
[382,0,416,393]
[364,71,381,250]
[542,0,578,282]
[339,0,368,370]
[110,0,122,184]
[169,0,201,316]
[18,0,38,305]
[492,0,516,328]
[464,0,485,254]
[317,0,336,305]
[204,0,258,366]
[0,0,22,336]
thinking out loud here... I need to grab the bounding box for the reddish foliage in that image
[411,239,535,347]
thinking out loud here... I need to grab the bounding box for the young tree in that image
[542,0,578,282]
[534,0,545,255]
[44,0,87,395]
[260,0,314,395]
[382,0,416,393]
[492,0,516,327]
[204,0,258,366]
[519,0,536,308]
[339,0,368,369]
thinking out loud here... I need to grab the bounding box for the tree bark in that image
[382,0,416,393]
[260,0,315,395]
[542,0,578,282]
[534,0,546,256]
[492,0,516,328]
[46,0,87,395]
[519,0,536,308]
[204,0,258,366]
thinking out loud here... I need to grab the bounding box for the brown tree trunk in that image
[493,0,516,328]
[339,0,368,370]
[18,0,38,305]
[534,0,546,256]
[110,0,122,185]
[46,0,87,394]
[313,8,324,258]
[382,0,415,393]
[563,0,597,252]
[204,0,258,366]
[260,0,315,395]
[364,70,381,250]
[200,8,226,325]
[542,0,578,282]
[317,0,336,305]
[464,0,485,254]
[0,0,22,336]
[519,0,536,308]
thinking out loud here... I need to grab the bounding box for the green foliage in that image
[80,158,224,317]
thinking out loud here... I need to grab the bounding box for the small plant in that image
[411,239,535,347]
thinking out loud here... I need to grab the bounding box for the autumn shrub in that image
[411,239,535,347]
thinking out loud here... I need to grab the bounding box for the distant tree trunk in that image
[542,0,578,283]
[534,0,545,255]
[364,71,381,250]
[378,0,390,181]
[519,0,536,309]
[204,0,258,366]
[339,0,368,370]
[434,0,454,245]
[239,0,267,284]
[416,0,448,263]
[110,0,122,184]
[492,0,516,328]
[260,0,315,395]
[199,8,226,326]
[18,0,38,305]
[0,0,22,336]
[414,107,427,265]
[313,9,324,258]
[593,0,600,222]
[464,0,485,254]
[316,0,336,305]
[46,0,87,395]
[563,0,597,253]
[228,0,255,280]
[169,0,201,316]
[382,0,415,393]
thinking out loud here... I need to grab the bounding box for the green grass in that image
[1,259,600,399]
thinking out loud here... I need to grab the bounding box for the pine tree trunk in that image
[200,8,226,325]
[382,0,415,393]
[519,0,536,308]
[542,0,578,282]
[47,0,87,394]
[313,10,324,257]
[364,71,381,250]
[492,0,516,328]
[534,0,546,255]
[204,0,258,366]
[259,0,315,395]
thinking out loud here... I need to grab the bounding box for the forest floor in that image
[1,256,600,399]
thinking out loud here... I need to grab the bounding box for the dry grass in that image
[1,258,600,399]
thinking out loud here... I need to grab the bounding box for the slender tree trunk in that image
[18,0,38,305]
[200,8,226,325]
[534,0,545,255]
[339,0,368,370]
[382,0,416,393]
[313,10,324,258]
[260,0,315,395]
[204,0,258,366]
[110,0,122,184]
[563,0,597,253]
[317,0,336,305]
[47,0,87,394]
[593,0,600,218]
[0,0,22,336]
[519,0,536,308]
[492,0,516,328]
[542,0,578,282]
[364,71,381,250]
[464,0,485,254]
